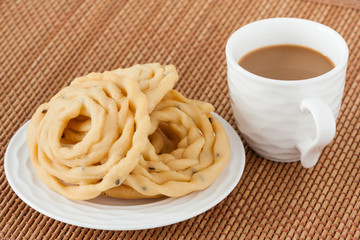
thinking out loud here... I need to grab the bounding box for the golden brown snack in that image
[103,184,163,199]
[103,90,231,198]
[111,63,179,112]
[26,72,151,200]
[27,63,230,201]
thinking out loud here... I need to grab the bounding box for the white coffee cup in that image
[225,18,348,168]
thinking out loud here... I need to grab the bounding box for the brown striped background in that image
[1,0,359,239]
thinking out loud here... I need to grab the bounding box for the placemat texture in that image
[1,0,359,239]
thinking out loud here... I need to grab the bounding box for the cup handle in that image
[296,97,336,168]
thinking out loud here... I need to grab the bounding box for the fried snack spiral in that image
[26,72,150,200]
[103,90,231,198]
[111,63,179,112]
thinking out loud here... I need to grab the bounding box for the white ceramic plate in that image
[5,114,245,230]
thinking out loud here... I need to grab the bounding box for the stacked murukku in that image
[26,63,230,200]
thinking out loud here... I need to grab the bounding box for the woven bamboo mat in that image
[1,0,359,239]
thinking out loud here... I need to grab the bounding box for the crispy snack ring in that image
[103,90,230,198]
[26,72,150,200]
[103,185,163,199]
[111,63,179,112]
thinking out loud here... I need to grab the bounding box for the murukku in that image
[111,63,179,112]
[26,72,151,200]
[103,90,231,198]
[27,63,231,201]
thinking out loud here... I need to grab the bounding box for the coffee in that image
[238,44,335,80]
